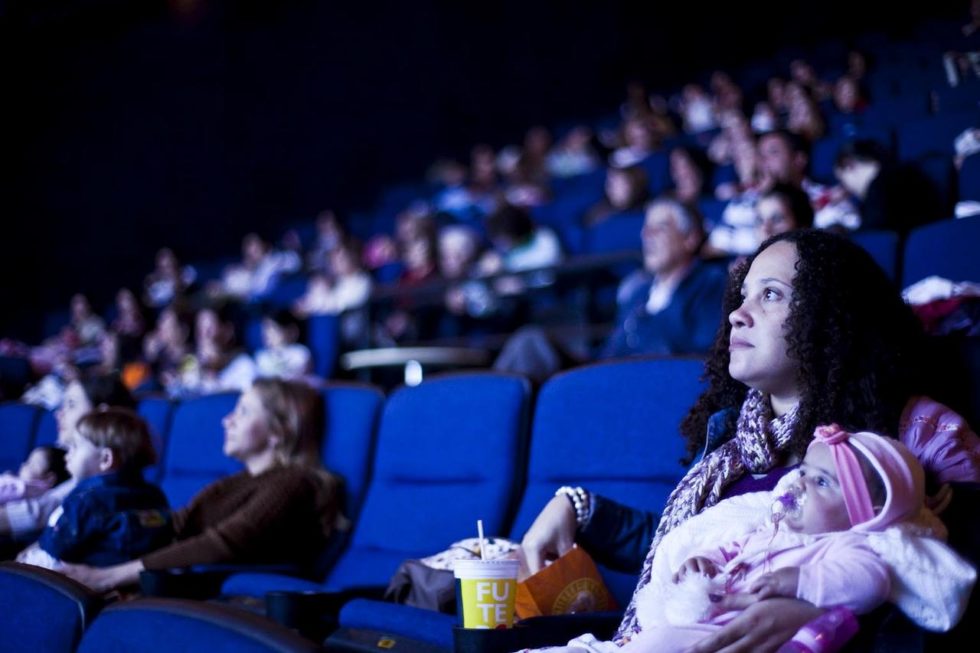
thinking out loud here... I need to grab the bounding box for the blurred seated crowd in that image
[0,21,978,406]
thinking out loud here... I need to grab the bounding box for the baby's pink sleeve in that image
[797,538,890,614]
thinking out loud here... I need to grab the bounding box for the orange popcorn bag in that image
[515,546,617,618]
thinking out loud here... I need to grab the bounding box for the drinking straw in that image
[477,519,487,561]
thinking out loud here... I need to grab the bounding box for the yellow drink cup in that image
[454,559,519,629]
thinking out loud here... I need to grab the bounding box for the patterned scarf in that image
[614,389,800,642]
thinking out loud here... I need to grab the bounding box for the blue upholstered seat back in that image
[159,392,241,508]
[0,402,39,474]
[32,408,58,447]
[77,598,319,653]
[0,562,100,653]
[325,373,529,589]
[320,383,384,522]
[851,229,900,283]
[902,217,980,288]
[508,357,706,606]
[585,210,645,255]
[137,396,175,483]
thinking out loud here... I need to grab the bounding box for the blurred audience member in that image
[585,166,650,227]
[214,233,301,303]
[494,199,725,383]
[165,305,255,397]
[144,247,196,309]
[254,310,312,381]
[834,140,943,235]
[547,126,601,178]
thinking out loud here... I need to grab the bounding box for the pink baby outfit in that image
[616,430,975,653]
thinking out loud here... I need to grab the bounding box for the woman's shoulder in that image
[259,465,333,493]
[899,396,980,484]
[901,396,973,431]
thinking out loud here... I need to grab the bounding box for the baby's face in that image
[783,442,853,534]
[18,449,51,483]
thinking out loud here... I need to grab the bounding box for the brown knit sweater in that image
[142,465,339,570]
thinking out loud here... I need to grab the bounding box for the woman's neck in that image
[244,450,278,476]
[769,392,800,418]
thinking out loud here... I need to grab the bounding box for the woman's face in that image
[117,289,136,313]
[261,320,289,349]
[728,240,800,402]
[605,170,633,208]
[158,309,185,345]
[70,294,90,321]
[56,381,94,446]
[222,388,274,463]
[834,77,858,111]
[196,309,221,343]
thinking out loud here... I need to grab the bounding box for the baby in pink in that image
[619,426,976,653]
[0,446,68,504]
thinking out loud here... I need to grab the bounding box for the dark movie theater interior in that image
[0,1,978,651]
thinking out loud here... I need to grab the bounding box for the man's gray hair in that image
[645,197,700,235]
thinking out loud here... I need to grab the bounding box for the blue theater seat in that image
[0,562,101,653]
[960,154,980,203]
[320,383,384,522]
[0,402,39,474]
[506,356,706,603]
[222,373,529,599]
[137,396,175,483]
[309,383,384,575]
[307,314,340,379]
[33,408,58,447]
[159,392,242,508]
[902,217,980,288]
[897,112,976,162]
[851,230,900,283]
[76,598,319,653]
[334,356,707,650]
[585,211,645,256]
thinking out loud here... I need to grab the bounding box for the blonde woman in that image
[64,378,344,591]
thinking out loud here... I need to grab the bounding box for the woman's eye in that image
[763,288,780,301]
[816,476,829,487]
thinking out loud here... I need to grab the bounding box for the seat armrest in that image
[140,564,307,599]
[265,586,387,640]
[453,611,624,653]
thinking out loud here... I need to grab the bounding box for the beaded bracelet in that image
[555,485,592,528]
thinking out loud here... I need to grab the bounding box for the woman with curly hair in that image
[521,229,980,652]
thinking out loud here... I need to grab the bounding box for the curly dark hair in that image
[679,229,927,462]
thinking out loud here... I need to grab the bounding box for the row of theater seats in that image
[0,357,708,651]
[3,350,978,652]
[0,562,320,652]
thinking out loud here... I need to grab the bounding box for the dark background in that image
[0,0,964,338]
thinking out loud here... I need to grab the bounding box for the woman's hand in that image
[684,597,822,653]
[61,559,144,593]
[520,496,577,575]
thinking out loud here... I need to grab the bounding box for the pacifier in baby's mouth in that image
[770,483,807,527]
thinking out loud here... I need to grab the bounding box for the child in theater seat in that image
[0,446,69,505]
[17,409,170,570]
